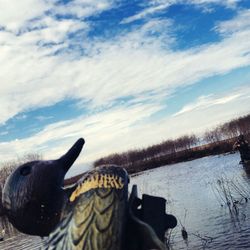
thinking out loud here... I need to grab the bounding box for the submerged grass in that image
[211,176,250,223]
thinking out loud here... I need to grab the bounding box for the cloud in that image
[35,115,54,121]
[121,2,172,24]
[51,0,114,19]
[121,0,241,24]
[0,102,163,164]
[0,0,51,31]
[19,17,89,44]
[1,5,250,125]
[0,131,8,136]
[15,114,28,120]
[215,9,250,34]
[188,0,240,8]
[0,0,114,32]
[173,91,245,116]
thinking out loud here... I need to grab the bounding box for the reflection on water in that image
[130,152,250,249]
[0,152,249,249]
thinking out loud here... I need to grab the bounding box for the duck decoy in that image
[2,138,176,249]
[2,138,85,236]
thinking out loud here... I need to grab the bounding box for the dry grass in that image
[211,176,249,223]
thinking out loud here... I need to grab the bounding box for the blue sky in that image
[0,0,250,176]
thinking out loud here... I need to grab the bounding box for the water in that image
[0,152,249,249]
[130,152,250,249]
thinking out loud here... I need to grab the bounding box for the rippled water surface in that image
[130,152,250,249]
[1,152,250,249]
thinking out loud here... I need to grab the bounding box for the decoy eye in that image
[20,166,32,176]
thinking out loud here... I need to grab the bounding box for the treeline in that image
[203,114,250,143]
[94,113,250,173]
[94,134,199,166]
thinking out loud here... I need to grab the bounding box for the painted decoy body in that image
[2,138,173,250]
[45,165,130,250]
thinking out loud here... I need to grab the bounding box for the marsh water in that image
[131,152,250,249]
[0,152,250,249]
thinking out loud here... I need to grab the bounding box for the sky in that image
[0,0,250,176]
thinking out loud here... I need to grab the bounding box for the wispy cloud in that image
[0,0,114,32]
[215,9,250,34]
[188,0,240,8]
[0,102,163,163]
[1,9,250,125]
[51,0,114,18]
[121,2,172,24]
[15,114,28,120]
[121,0,241,24]
[173,92,244,116]
[0,0,51,31]
[0,131,8,136]
[35,115,54,121]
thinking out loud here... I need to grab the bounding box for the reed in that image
[211,176,249,222]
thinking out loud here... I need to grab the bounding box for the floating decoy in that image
[2,138,176,249]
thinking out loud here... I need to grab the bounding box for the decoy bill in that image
[2,138,176,250]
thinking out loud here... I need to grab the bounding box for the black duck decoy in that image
[2,138,85,236]
[2,138,176,249]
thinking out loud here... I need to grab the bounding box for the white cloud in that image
[1,7,250,123]
[0,131,8,136]
[215,9,250,34]
[0,103,163,164]
[121,0,241,24]
[173,91,245,116]
[121,2,172,24]
[20,17,89,44]
[15,114,28,120]
[35,115,54,121]
[0,0,51,31]
[0,0,114,32]
[189,0,240,8]
[52,0,113,19]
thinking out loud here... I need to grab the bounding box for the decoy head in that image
[2,138,85,236]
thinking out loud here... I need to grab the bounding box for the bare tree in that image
[93,113,250,172]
